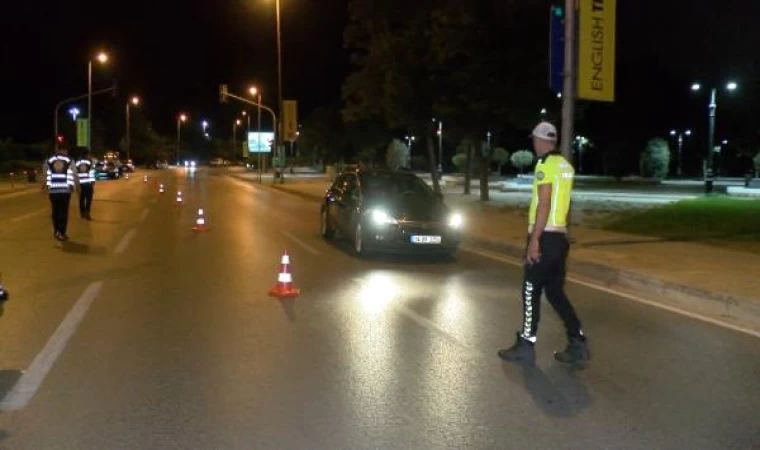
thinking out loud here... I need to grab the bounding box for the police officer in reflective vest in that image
[499,122,590,366]
[75,152,96,220]
[44,147,75,241]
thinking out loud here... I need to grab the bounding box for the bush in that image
[492,147,509,174]
[510,150,535,174]
[640,138,670,179]
[451,153,467,172]
[385,138,409,170]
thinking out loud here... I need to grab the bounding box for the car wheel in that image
[353,223,366,257]
[321,208,335,239]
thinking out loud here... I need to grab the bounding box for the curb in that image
[235,175,760,334]
[464,235,760,333]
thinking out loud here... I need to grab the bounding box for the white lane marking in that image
[139,208,150,223]
[0,282,104,411]
[113,229,138,255]
[282,231,321,255]
[10,208,46,222]
[462,246,760,340]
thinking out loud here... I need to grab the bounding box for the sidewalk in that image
[234,174,760,333]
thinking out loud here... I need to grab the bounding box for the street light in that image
[125,96,140,162]
[233,119,242,156]
[669,129,692,177]
[87,51,109,152]
[177,113,187,165]
[574,135,590,174]
[432,118,443,174]
[249,86,263,181]
[691,80,738,180]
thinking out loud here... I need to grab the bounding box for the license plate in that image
[410,235,441,244]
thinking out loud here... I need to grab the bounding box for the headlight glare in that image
[371,210,397,225]
[448,213,463,228]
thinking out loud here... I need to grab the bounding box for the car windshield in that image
[361,173,433,198]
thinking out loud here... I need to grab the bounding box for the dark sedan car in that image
[320,169,463,258]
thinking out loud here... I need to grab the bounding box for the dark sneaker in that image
[554,336,590,365]
[54,232,65,241]
[498,333,535,363]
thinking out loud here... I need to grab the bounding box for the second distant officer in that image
[75,152,96,220]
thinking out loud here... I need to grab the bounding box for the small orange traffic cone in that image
[268,251,300,298]
[125,173,130,180]
[159,183,165,193]
[143,175,148,182]
[191,208,208,232]
[175,191,183,205]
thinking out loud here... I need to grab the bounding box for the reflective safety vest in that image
[75,159,96,184]
[46,154,75,193]
[528,152,574,232]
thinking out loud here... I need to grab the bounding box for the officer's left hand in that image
[526,239,541,265]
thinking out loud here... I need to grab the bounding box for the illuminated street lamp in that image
[691,80,738,181]
[177,113,187,165]
[669,129,692,177]
[125,96,140,162]
[249,86,264,177]
[87,51,109,151]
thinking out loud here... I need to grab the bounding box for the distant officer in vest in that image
[44,146,75,241]
[498,122,590,366]
[75,152,96,220]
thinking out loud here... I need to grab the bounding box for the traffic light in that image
[56,135,65,145]
[219,84,228,103]
[552,5,564,18]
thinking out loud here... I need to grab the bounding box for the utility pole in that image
[559,0,576,161]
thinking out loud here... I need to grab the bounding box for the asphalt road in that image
[0,169,758,449]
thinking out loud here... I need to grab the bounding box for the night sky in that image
[2,0,759,157]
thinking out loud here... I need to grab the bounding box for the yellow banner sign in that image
[578,0,616,102]
[282,100,298,142]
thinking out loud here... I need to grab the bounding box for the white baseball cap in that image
[531,122,558,141]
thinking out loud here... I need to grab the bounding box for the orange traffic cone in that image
[175,191,183,205]
[159,183,165,193]
[192,208,208,232]
[143,175,148,182]
[268,251,300,298]
[125,173,130,180]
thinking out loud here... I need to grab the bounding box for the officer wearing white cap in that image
[44,146,76,241]
[498,121,589,365]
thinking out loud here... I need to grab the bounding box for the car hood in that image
[364,195,448,222]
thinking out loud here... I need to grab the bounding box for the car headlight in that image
[448,213,463,228]
[371,210,397,225]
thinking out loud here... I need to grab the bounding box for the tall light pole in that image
[669,129,691,177]
[433,119,443,174]
[691,81,737,180]
[275,0,283,153]
[125,96,139,162]
[233,119,242,158]
[249,86,263,183]
[177,113,187,165]
[87,52,109,153]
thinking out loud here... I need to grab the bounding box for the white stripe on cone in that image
[278,272,293,283]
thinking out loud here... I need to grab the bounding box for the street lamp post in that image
[691,81,737,180]
[126,96,139,162]
[87,52,108,153]
[177,113,187,165]
[275,0,283,158]
[669,129,692,177]
[433,119,443,174]
[233,119,242,158]
[249,86,264,183]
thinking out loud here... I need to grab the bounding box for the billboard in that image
[247,132,274,153]
[578,0,617,102]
